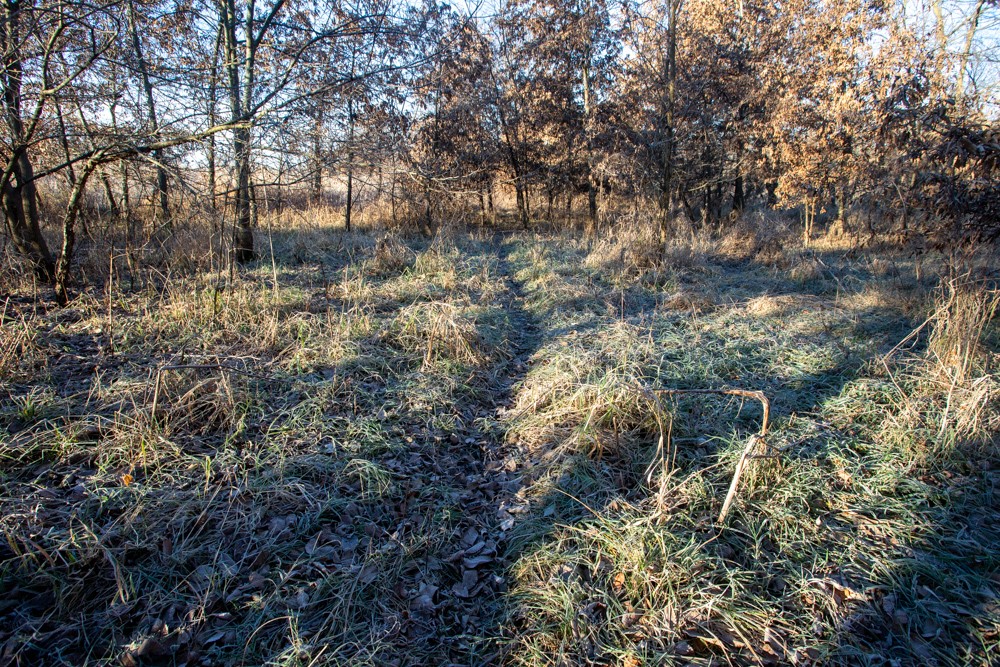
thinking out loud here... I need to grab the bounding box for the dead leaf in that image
[622,612,643,628]
[204,631,226,644]
[357,563,378,585]
[136,637,166,659]
[792,646,821,664]
[411,582,438,611]
[461,526,479,546]
[463,554,493,569]
[452,569,479,598]
[921,617,941,639]
[763,626,786,660]
[465,540,487,556]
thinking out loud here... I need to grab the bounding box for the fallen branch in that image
[638,387,771,525]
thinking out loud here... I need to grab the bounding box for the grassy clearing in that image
[498,230,998,667]
[1,223,521,666]
[1,221,997,666]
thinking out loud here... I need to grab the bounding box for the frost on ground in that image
[1,226,997,666]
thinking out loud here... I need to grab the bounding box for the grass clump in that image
[392,301,492,367]
[872,277,1000,461]
[505,320,661,463]
[366,233,415,277]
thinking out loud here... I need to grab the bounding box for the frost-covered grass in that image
[1,220,997,666]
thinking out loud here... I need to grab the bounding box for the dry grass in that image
[788,251,826,282]
[392,301,491,367]
[0,299,41,379]
[0,222,521,666]
[505,320,661,461]
[875,277,1000,459]
[927,278,999,385]
[498,232,999,667]
[716,211,793,265]
[1,215,997,667]
[366,233,414,277]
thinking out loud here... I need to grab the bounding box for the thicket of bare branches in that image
[1,0,997,302]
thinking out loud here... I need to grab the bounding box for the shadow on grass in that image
[1,229,996,667]
[481,235,998,666]
[0,230,551,666]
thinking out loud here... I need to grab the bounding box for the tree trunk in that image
[3,178,53,282]
[765,181,777,208]
[108,99,130,221]
[127,0,169,223]
[390,175,398,227]
[98,170,120,220]
[345,165,353,232]
[833,185,851,236]
[523,182,531,225]
[208,28,221,210]
[681,190,699,226]
[658,0,679,249]
[232,125,254,262]
[732,175,745,215]
[957,0,986,98]
[312,107,324,205]
[489,68,528,230]
[803,199,815,246]
[422,185,434,236]
[221,0,254,262]
[54,160,101,305]
[1,0,54,281]
[582,59,598,238]
[514,178,528,229]
[487,180,495,224]
[344,98,354,231]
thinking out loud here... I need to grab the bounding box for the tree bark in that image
[658,0,680,249]
[54,159,101,305]
[1,0,54,281]
[487,180,495,224]
[582,58,597,238]
[957,0,986,98]
[109,99,130,221]
[344,98,354,231]
[220,0,254,262]
[232,125,254,261]
[312,106,324,205]
[208,28,221,210]
[127,0,169,223]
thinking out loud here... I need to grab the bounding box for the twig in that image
[651,388,770,435]
[716,433,766,525]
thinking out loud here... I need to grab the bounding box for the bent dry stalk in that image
[635,386,771,525]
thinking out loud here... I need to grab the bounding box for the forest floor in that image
[1,222,998,666]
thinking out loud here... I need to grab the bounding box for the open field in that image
[1,221,998,666]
